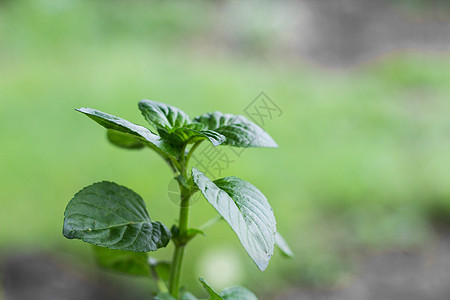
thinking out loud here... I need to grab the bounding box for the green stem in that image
[186,140,203,167]
[168,179,191,298]
[168,243,185,297]
[169,156,182,173]
[167,139,205,298]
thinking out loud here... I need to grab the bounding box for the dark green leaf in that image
[107,130,145,149]
[139,100,191,130]
[193,112,277,148]
[63,181,171,252]
[76,107,176,156]
[92,245,150,276]
[275,232,294,258]
[192,169,276,271]
[199,278,222,300]
[220,286,258,300]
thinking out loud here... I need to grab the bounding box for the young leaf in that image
[220,286,258,300]
[63,181,171,252]
[192,168,276,271]
[161,127,225,147]
[139,100,191,130]
[107,130,145,149]
[193,112,277,148]
[76,107,176,156]
[199,278,222,300]
[275,232,294,258]
[138,101,226,147]
[92,245,150,276]
[186,228,205,239]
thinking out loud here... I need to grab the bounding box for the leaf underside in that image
[192,168,276,271]
[199,278,258,300]
[154,293,176,300]
[154,292,198,300]
[275,232,294,258]
[220,286,258,300]
[107,129,145,149]
[181,292,199,300]
[63,181,171,252]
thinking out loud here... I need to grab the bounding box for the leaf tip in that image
[62,226,74,240]
[191,167,200,176]
[75,107,94,116]
[137,99,149,108]
[268,141,279,148]
[275,232,294,258]
[256,260,269,271]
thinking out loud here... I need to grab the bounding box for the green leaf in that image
[92,245,150,276]
[199,279,257,300]
[275,232,294,258]
[76,107,176,156]
[199,278,222,300]
[186,228,205,239]
[161,127,226,147]
[181,292,199,300]
[139,99,191,130]
[138,101,225,147]
[63,181,171,252]
[107,129,145,149]
[149,258,171,283]
[154,292,199,300]
[193,112,277,148]
[77,107,159,144]
[192,169,276,271]
[220,286,258,300]
[154,293,176,300]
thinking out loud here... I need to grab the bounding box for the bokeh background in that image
[1,0,449,299]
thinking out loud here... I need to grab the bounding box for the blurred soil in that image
[0,252,147,300]
[275,230,450,300]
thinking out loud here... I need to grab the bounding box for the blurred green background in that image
[1,0,449,298]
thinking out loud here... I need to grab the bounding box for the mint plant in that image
[63,100,292,299]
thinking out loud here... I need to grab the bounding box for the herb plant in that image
[63,100,292,299]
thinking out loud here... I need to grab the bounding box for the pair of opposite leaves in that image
[63,99,290,272]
